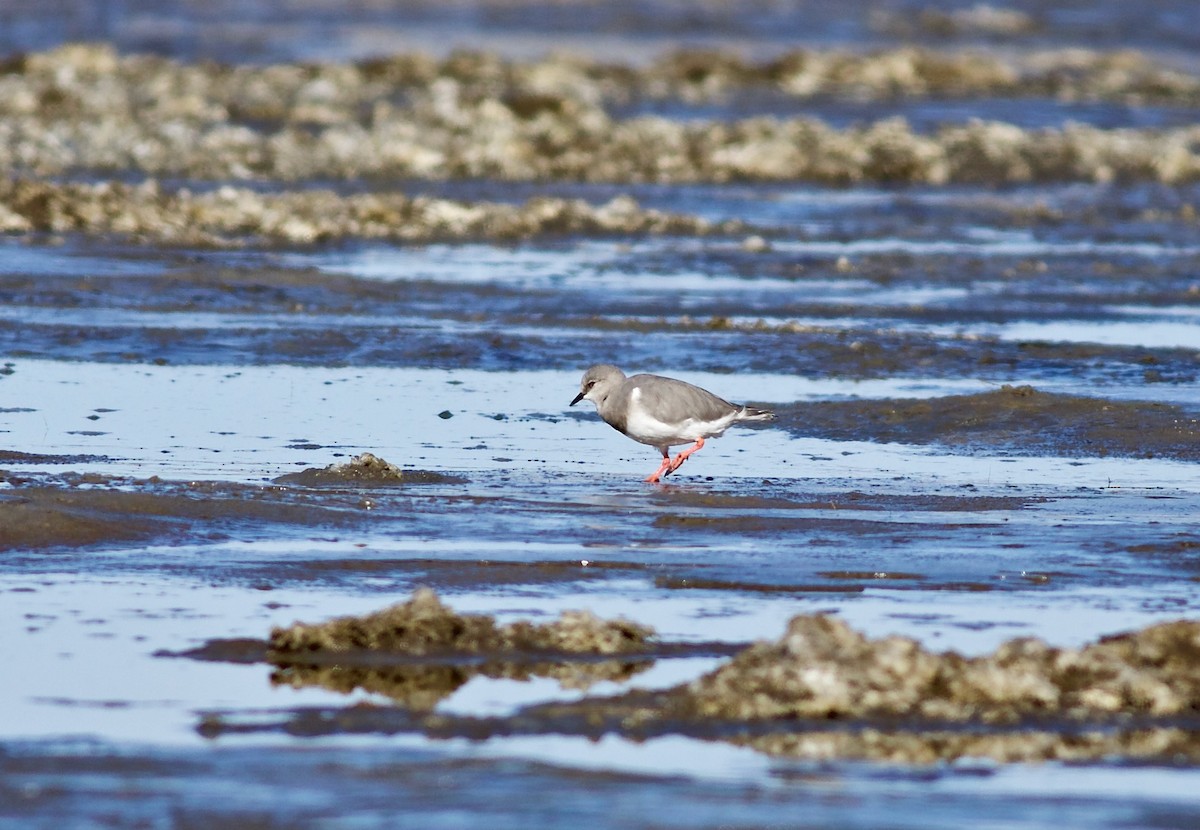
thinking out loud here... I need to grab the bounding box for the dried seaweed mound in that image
[687,614,1200,722]
[269,587,655,656]
[273,453,465,486]
[0,179,727,247]
[5,44,1200,194]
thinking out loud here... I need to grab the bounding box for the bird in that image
[570,364,774,483]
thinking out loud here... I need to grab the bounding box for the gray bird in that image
[570,364,774,482]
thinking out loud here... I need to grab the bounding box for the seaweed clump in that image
[269,587,655,657]
[266,589,657,709]
[273,453,466,486]
[685,613,1200,722]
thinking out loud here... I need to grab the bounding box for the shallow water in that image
[6,224,1200,827]
[4,2,1200,827]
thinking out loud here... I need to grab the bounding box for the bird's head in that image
[570,364,625,407]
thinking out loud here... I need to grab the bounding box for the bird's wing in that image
[629,374,738,424]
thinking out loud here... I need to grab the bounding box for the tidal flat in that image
[3,1,1200,827]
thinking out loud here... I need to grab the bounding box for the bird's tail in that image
[737,405,775,422]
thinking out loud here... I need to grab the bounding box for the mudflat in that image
[3,1,1200,827]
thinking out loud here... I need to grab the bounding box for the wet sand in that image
[4,1,1200,827]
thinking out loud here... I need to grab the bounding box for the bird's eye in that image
[585,381,595,390]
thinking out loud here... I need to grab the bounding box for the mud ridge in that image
[775,384,1200,460]
[0,472,367,551]
[200,701,1200,765]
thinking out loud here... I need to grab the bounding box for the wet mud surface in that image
[0,472,365,551]
[4,1,1200,828]
[776,384,1200,460]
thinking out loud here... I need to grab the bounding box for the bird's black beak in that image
[570,391,585,406]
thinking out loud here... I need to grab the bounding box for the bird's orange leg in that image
[645,454,672,483]
[666,437,705,474]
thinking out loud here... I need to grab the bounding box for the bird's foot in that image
[645,456,672,483]
[666,437,705,473]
